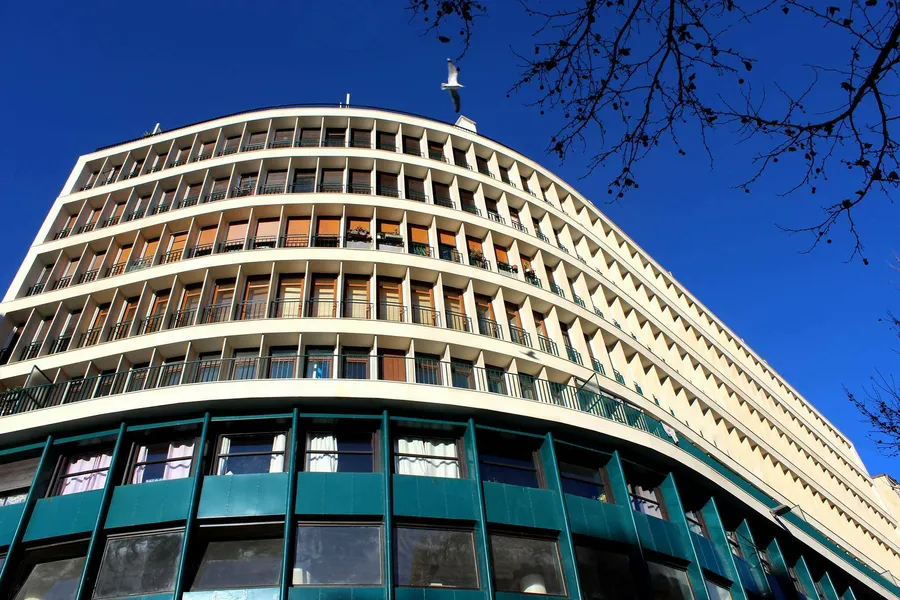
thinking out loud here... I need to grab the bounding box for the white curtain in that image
[306,435,339,473]
[269,434,287,473]
[218,437,232,475]
[60,453,111,495]
[396,437,459,479]
[163,442,194,480]
[131,446,150,484]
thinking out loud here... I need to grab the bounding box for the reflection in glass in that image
[647,561,695,600]
[575,545,637,600]
[491,534,566,595]
[191,537,283,591]
[13,556,86,600]
[293,525,382,585]
[395,527,478,589]
[94,532,183,599]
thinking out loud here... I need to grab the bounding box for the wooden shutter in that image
[93,304,110,328]
[212,279,236,305]
[433,182,450,200]
[181,286,201,310]
[350,170,370,186]
[225,221,248,241]
[89,252,105,271]
[351,129,370,144]
[321,170,343,185]
[186,183,202,197]
[494,246,509,264]
[279,276,304,300]
[466,237,483,253]
[198,226,218,246]
[411,284,433,308]
[151,291,170,315]
[117,245,133,266]
[438,230,456,246]
[63,259,78,277]
[266,171,287,186]
[212,178,229,193]
[378,221,400,234]
[86,209,100,226]
[287,217,311,236]
[406,177,425,195]
[409,225,429,244]
[475,295,494,320]
[533,312,548,337]
[122,298,139,322]
[459,189,475,205]
[301,129,320,144]
[169,232,187,253]
[244,278,270,303]
[403,136,419,153]
[377,172,397,188]
[112,204,126,220]
[274,129,293,143]
[143,238,159,258]
[444,289,464,314]
[317,217,340,235]
[380,350,406,382]
[505,303,521,328]
[256,219,280,238]
[378,279,402,305]
[162,189,176,203]
[344,277,370,302]
[348,217,370,230]
[249,131,267,145]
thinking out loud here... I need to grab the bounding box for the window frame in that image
[211,430,290,476]
[92,528,185,599]
[9,540,88,600]
[393,432,466,479]
[627,479,669,520]
[477,434,545,489]
[303,427,380,473]
[124,434,200,485]
[558,459,614,503]
[489,530,568,597]
[186,523,285,592]
[393,523,480,590]
[684,509,709,538]
[49,447,114,497]
[725,529,744,559]
[293,522,384,587]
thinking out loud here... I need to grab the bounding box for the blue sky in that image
[1,1,898,478]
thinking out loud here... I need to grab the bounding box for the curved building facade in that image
[0,106,896,600]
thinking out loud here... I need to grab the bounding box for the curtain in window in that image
[270,434,286,473]
[307,435,339,473]
[163,442,194,480]
[396,438,459,478]
[60,453,111,495]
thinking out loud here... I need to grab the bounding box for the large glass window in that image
[705,579,733,600]
[491,534,566,596]
[215,433,286,475]
[647,561,695,600]
[628,482,666,519]
[575,544,637,600]
[13,555,86,600]
[559,461,610,502]
[685,510,707,537]
[55,450,113,496]
[479,436,542,488]
[189,531,283,591]
[394,527,478,589]
[130,440,194,484]
[293,525,382,585]
[93,531,183,599]
[0,457,38,507]
[395,436,460,479]
[305,431,375,473]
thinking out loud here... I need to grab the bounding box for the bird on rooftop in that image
[441,59,463,113]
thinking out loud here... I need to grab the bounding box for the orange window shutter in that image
[89,252,105,271]
[112,204,126,219]
[117,245,133,266]
[287,217,311,236]
[439,230,456,246]
[378,221,400,234]
[382,351,406,381]
[87,209,100,225]
[317,217,340,236]
[467,238,483,253]
[245,279,270,302]
[170,232,187,253]
[64,259,78,277]
[152,291,170,315]
[521,256,532,270]
[410,225,429,244]
[256,219,280,238]
[198,226,218,245]
[94,304,110,327]
[348,217,369,231]
[144,238,159,258]
[495,246,509,264]
[226,221,248,241]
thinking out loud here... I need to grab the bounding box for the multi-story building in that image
[0,105,895,600]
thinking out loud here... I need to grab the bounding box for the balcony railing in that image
[550,283,566,298]
[25,282,45,297]
[53,229,71,240]
[139,314,164,335]
[462,204,481,216]
[349,183,372,195]
[79,327,103,348]
[174,196,199,209]
[511,220,528,233]
[573,295,586,308]
[409,243,433,257]
[510,326,532,347]
[77,270,99,285]
[378,302,406,322]
[159,250,182,265]
[411,306,440,327]
[147,203,170,216]
[306,299,338,318]
[105,262,127,277]
[539,335,559,356]
[248,236,278,250]
[280,234,309,248]
[107,321,133,342]
[566,346,584,366]
[49,335,72,354]
[445,310,472,332]
[478,317,502,340]
[21,341,42,361]
[268,140,292,149]
[51,276,72,291]
[290,181,315,193]
[205,190,227,202]
[270,298,303,318]
[217,240,245,253]
[187,244,214,259]
[236,300,268,320]
[406,190,429,203]
[498,262,519,277]
[99,217,119,228]
[169,308,197,329]
[376,142,397,152]
[241,143,265,152]
[591,359,606,375]
[613,369,626,385]
[487,212,505,225]
[318,183,345,193]
[322,138,346,148]
[440,247,463,263]
[122,209,144,222]
[231,186,255,198]
[376,185,400,198]
[434,196,455,209]
[478,167,495,178]
[537,232,550,243]
[311,235,341,248]
[594,308,605,319]
[201,304,232,324]
[75,223,95,235]
[259,184,285,195]
[127,257,154,272]
[469,256,491,271]
[342,300,372,320]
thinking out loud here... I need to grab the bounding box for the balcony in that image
[147,203,170,216]
[241,143,265,152]
[279,234,309,248]
[613,369,626,385]
[217,240,245,253]
[259,184,285,195]
[409,243,433,257]
[99,217,119,228]
[201,304,232,324]
[456,160,472,170]
[53,229,70,240]
[497,262,519,278]
[79,327,102,348]
[428,151,448,162]
[406,189,428,203]
[77,270,99,284]
[376,185,400,198]
[105,262,127,277]
[25,282,45,297]
[75,223,95,234]
[478,167,495,178]
[538,335,559,356]
[127,257,154,272]
[478,317,502,340]
[49,335,72,354]
[107,321,132,342]
[550,283,566,298]
[248,236,278,250]
[318,183,344,194]
[573,295,586,308]
[445,310,471,332]
[439,247,463,263]
[187,244,214,259]
[311,235,340,248]
[348,183,372,195]
[169,308,197,329]
[487,211,505,225]
[434,196,455,209]
[591,358,606,375]
[138,314,164,335]
[566,346,583,366]
[174,196,199,209]
[306,299,338,318]
[411,306,440,327]
[343,300,372,319]
[322,138,346,148]
[51,276,72,291]
[462,204,481,217]
[468,255,491,271]
[231,186,255,198]
[122,209,145,222]
[378,302,406,322]
[376,232,404,252]
[205,191,227,202]
[21,341,42,361]
[270,298,303,319]
[291,181,316,194]
[236,300,267,320]
[510,326,532,347]
[159,250,182,265]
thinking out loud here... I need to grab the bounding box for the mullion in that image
[396,451,459,461]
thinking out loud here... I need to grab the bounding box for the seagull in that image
[441,59,463,113]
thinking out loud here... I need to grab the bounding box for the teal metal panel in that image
[281,409,301,600]
[691,533,728,577]
[173,413,211,600]
[465,419,494,600]
[295,473,383,515]
[394,588,486,600]
[127,418,204,432]
[183,588,279,600]
[197,473,289,518]
[564,495,633,544]
[0,442,45,457]
[697,497,745,597]
[288,587,386,600]
[212,414,293,422]
[657,474,710,600]
[54,429,120,445]
[381,411,393,600]
[735,520,770,597]
[24,490,103,541]
[0,504,25,547]
[391,475,478,520]
[482,482,563,529]
[840,585,858,600]
[542,433,580,600]
[816,572,840,600]
[632,511,689,559]
[794,556,818,600]
[105,478,193,528]
[391,416,467,427]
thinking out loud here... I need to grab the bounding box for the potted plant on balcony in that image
[346,226,371,242]
[377,231,404,244]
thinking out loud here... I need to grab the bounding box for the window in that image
[215,433,287,475]
[305,431,376,473]
[627,476,666,519]
[378,349,407,381]
[395,527,478,589]
[575,544,637,600]
[54,449,112,495]
[268,346,297,379]
[647,562,695,600]
[706,579,733,600]
[93,531,183,599]
[130,440,195,484]
[414,353,442,385]
[305,347,334,378]
[559,461,610,502]
[759,548,773,575]
[685,510,707,537]
[479,435,542,488]
[491,534,566,596]
[293,525,382,585]
[395,436,460,478]
[0,457,38,506]
[341,348,370,379]
[189,527,283,591]
[725,530,743,558]
[12,554,86,600]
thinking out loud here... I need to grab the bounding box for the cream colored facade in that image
[0,105,897,591]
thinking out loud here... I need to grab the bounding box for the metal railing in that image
[174,196,199,209]
[342,300,372,320]
[306,299,338,318]
[77,270,99,284]
[377,185,400,198]
[231,186,255,197]
[511,220,528,233]
[378,302,406,322]
[270,298,303,319]
[510,326,532,347]
[539,335,559,356]
[406,190,429,202]
[128,257,154,272]
[550,283,566,298]
[409,243,433,257]
[566,346,583,366]
[591,358,606,375]
[311,235,340,248]
[434,196,455,209]
[187,244,214,258]
[248,236,278,250]
[469,256,491,271]
[217,240,245,253]
[290,181,315,193]
[573,295,586,308]
[537,232,550,243]
[241,143,265,152]
[105,262,127,277]
[205,190,227,202]
[139,314,164,335]
[49,335,72,355]
[21,341,42,361]
[79,327,103,348]
[445,310,472,332]
[169,308,197,329]
[280,234,309,248]
[25,282,45,297]
[462,204,481,216]
[236,300,268,320]
[107,321,132,342]
[487,212,505,225]
[411,306,440,327]
[348,183,372,195]
[498,262,519,277]
[51,277,72,291]
[259,184,285,195]
[159,250,182,265]
[201,304,231,324]
[478,317,503,340]
[440,247,463,263]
